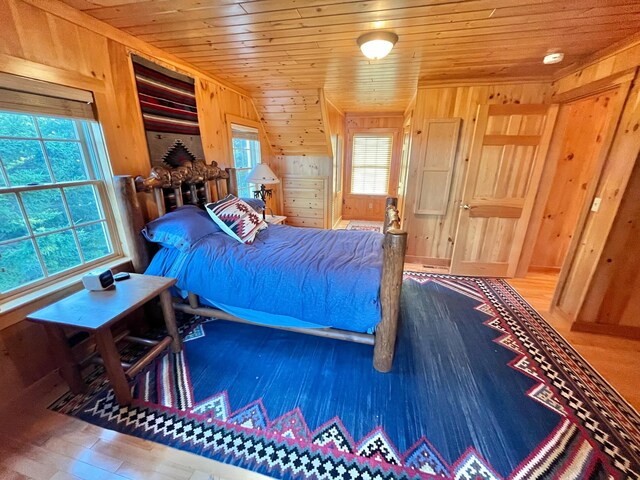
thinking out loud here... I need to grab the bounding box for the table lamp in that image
[246,163,280,220]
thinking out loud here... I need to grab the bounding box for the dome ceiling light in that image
[357,31,399,60]
[543,52,565,64]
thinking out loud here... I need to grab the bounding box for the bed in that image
[113,160,406,372]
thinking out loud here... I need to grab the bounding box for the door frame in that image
[514,69,635,316]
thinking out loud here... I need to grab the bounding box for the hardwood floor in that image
[0,379,271,480]
[1,270,638,479]
[507,272,640,411]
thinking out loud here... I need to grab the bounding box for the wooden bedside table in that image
[27,273,181,405]
[265,215,287,225]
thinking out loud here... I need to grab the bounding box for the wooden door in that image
[450,104,558,277]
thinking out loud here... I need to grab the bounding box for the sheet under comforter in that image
[146,225,385,332]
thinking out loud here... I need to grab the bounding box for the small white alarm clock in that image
[82,269,115,291]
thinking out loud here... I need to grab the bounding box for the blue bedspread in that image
[146,225,384,332]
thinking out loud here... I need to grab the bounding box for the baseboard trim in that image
[405,256,451,268]
[571,321,640,340]
[528,265,562,274]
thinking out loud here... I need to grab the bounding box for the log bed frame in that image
[113,160,407,372]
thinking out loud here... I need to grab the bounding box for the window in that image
[350,134,393,195]
[0,110,117,300]
[230,123,261,198]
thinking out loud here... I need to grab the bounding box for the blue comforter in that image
[146,225,384,332]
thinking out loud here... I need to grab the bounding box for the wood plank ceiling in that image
[59,0,640,114]
[59,0,639,157]
[253,88,328,155]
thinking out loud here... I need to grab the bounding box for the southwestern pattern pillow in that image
[205,195,267,244]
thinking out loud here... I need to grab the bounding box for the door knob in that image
[461,204,471,210]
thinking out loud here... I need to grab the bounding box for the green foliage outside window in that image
[0,112,114,296]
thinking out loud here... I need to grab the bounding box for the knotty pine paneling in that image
[342,113,404,221]
[554,69,640,324]
[57,0,640,113]
[575,154,640,336]
[0,0,273,402]
[326,101,345,227]
[253,88,329,156]
[549,38,640,329]
[530,90,618,270]
[551,37,640,98]
[402,83,550,265]
[1,0,272,178]
[267,91,341,222]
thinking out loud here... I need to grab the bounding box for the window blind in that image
[350,134,392,195]
[231,123,259,141]
[0,73,95,120]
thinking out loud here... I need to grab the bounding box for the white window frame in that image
[349,133,393,196]
[232,136,261,198]
[226,115,262,199]
[0,114,122,303]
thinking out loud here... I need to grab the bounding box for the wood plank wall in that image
[0,0,272,177]
[269,91,341,221]
[253,88,329,156]
[0,0,273,407]
[550,39,640,328]
[530,90,618,270]
[402,83,550,265]
[342,113,404,221]
[326,101,345,227]
[1,0,639,404]
[575,155,640,338]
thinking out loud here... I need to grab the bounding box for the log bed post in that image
[374,198,407,372]
[114,175,150,273]
[226,167,238,197]
[125,166,405,373]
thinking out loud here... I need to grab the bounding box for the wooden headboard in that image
[134,160,238,216]
[113,160,237,273]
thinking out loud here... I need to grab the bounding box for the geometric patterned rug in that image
[345,220,384,233]
[50,272,640,479]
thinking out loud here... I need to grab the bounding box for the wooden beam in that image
[0,53,105,92]
[551,68,637,103]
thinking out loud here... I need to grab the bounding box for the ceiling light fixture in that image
[543,52,564,65]
[357,31,398,60]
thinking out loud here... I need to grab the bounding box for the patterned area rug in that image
[50,273,640,479]
[345,220,384,233]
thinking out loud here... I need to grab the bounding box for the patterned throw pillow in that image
[205,195,267,244]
